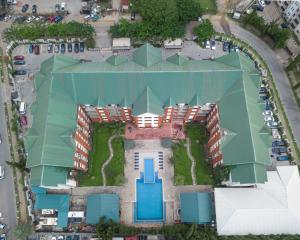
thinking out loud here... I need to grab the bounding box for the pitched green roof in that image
[189,94,202,106]
[180,192,213,224]
[164,96,176,107]
[30,166,68,187]
[133,86,163,115]
[133,43,162,67]
[34,193,70,228]
[86,194,120,224]
[106,55,128,66]
[167,53,189,65]
[25,45,271,186]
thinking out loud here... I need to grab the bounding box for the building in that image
[86,194,120,224]
[215,166,300,235]
[180,192,213,224]
[25,43,271,188]
[277,1,300,38]
[163,39,183,49]
[112,38,131,50]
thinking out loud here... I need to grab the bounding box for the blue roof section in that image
[34,193,70,228]
[31,186,47,195]
[86,194,120,224]
[180,192,213,224]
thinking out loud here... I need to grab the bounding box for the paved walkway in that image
[185,138,196,185]
[101,134,123,186]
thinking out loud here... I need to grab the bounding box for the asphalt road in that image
[227,20,300,148]
[0,84,17,240]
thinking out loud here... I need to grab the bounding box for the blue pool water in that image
[135,159,164,222]
[144,159,155,183]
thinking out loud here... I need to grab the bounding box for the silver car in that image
[0,166,4,180]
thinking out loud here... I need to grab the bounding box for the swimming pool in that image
[144,159,155,183]
[135,159,164,222]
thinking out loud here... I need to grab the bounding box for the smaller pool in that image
[144,159,155,183]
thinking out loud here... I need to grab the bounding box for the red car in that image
[20,116,27,126]
[13,55,24,61]
[48,16,56,23]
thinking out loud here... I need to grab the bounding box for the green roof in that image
[167,53,189,65]
[34,193,70,228]
[86,194,120,224]
[30,166,68,187]
[133,43,162,67]
[25,44,271,186]
[106,55,128,66]
[180,192,213,224]
[133,86,164,115]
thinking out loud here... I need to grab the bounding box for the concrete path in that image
[185,138,196,185]
[101,134,123,186]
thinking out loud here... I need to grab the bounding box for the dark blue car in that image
[61,43,65,54]
[272,140,285,147]
[272,147,287,155]
[265,100,272,110]
[15,70,27,75]
[79,42,85,52]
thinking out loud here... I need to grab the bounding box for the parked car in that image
[20,116,27,126]
[66,236,72,240]
[14,60,25,65]
[55,15,64,23]
[205,40,210,49]
[264,115,274,122]
[272,147,287,155]
[29,44,34,54]
[61,43,65,53]
[14,55,24,61]
[79,42,85,52]
[57,236,64,240]
[32,4,37,14]
[0,134,2,144]
[0,223,6,230]
[54,44,60,53]
[0,233,6,240]
[262,110,273,116]
[259,0,266,7]
[211,39,216,50]
[265,100,272,110]
[4,15,12,22]
[272,140,285,147]
[51,237,57,240]
[223,41,230,52]
[74,43,79,53]
[55,4,60,12]
[266,121,278,129]
[48,15,56,23]
[256,4,264,11]
[67,43,72,52]
[277,155,289,161]
[281,22,289,29]
[21,4,29,13]
[34,45,40,55]
[73,235,80,240]
[48,44,53,53]
[61,2,66,11]
[14,70,27,75]
[0,166,4,180]
[260,94,268,101]
[130,12,135,20]
[259,86,267,94]
[92,14,100,21]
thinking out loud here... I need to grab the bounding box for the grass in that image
[172,141,193,185]
[105,137,125,186]
[197,0,217,14]
[185,124,213,185]
[77,123,121,186]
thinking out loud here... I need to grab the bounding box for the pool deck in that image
[120,139,213,226]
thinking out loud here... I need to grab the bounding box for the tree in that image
[13,222,33,240]
[177,0,202,23]
[193,19,214,43]
[6,160,28,172]
[96,217,117,240]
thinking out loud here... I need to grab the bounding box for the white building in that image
[277,1,300,38]
[215,166,300,235]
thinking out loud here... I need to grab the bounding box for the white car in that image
[211,40,216,50]
[264,115,274,122]
[205,40,210,49]
[51,237,57,240]
[0,166,4,180]
[262,110,273,116]
[266,121,278,128]
[26,16,33,23]
[57,236,64,240]
[259,0,266,7]
[61,2,66,11]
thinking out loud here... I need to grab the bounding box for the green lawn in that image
[77,123,123,186]
[105,137,125,186]
[185,124,213,185]
[172,141,193,185]
[197,0,217,13]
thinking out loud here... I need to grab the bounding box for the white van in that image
[19,102,26,115]
[0,166,4,180]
